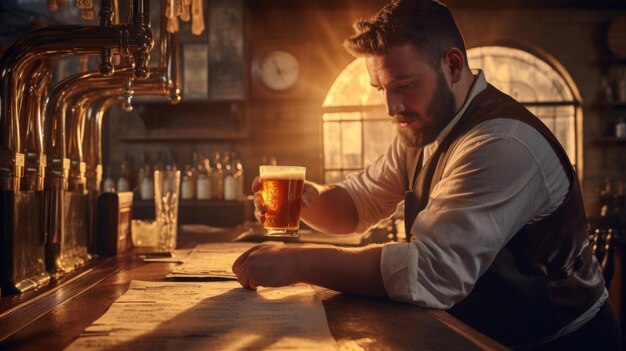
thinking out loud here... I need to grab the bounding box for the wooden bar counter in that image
[0,235,509,351]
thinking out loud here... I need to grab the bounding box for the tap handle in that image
[99,48,114,76]
[132,51,150,80]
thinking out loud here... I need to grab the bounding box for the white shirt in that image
[338,70,606,340]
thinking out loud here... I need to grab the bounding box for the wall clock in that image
[251,44,308,99]
[258,50,300,91]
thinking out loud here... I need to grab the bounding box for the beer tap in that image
[19,62,50,191]
[0,0,154,191]
[84,97,121,192]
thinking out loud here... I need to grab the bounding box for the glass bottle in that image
[181,164,195,200]
[103,167,116,192]
[196,157,212,200]
[212,151,224,200]
[140,164,154,200]
[191,151,200,186]
[117,152,131,192]
[235,158,245,199]
[224,152,238,201]
[163,151,177,194]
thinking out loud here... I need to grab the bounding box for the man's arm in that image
[300,183,359,234]
[232,243,387,298]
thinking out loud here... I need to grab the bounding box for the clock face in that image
[259,50,300,91]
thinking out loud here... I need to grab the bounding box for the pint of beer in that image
[259,165,306,236]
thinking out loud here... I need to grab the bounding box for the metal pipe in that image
[20,62,50,191]
[0,0,154,190]
[99,0,114,76]
[84,97,121,191]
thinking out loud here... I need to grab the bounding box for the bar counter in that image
[0,234,509,351]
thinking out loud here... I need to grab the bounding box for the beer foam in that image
[259,166,306,180]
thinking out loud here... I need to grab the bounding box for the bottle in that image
[203,154,214,198]
[196,158,212,200]
[103,168,116,192]
[191,151,201,187]
[235,158,245,199]
[137,152,150,196]
[224,152,238,201]
[117,152,131,192]
[140,164,154,200]
[181,164,195,200]
[163,151,177,194]
[212,151,224,200]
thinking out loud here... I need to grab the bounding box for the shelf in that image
[133,199,247,207]
[118,129,249,141]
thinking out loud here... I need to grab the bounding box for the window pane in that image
[363,120,394,166]
[362,106,388,120]
[325,171,343,184]
[323,122,341,168]
[323,112,361,122]
[323,58,383,107]
[531,105,576,162]
[341,121,362,168]
[467,46,574,102]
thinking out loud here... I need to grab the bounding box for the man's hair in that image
[343,0,467,68]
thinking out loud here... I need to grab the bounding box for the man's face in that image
[366,44,457,148]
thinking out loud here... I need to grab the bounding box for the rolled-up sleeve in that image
[338,134,410,233]
[380,120,566,309]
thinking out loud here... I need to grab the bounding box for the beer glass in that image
[259,165,306,237]
[154,170,180,251]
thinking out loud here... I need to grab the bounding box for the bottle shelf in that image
[132,199,247,207]
[118,129,249,142]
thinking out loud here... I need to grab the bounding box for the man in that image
[232,0,621,349]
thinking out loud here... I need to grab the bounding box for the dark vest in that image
[403,84,605,347]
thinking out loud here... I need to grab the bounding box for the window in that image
[322,47,581,183]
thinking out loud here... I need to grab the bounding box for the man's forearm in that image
[295,244,387,298]
[300,183,359,234]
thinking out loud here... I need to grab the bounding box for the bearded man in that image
[233,1,621,349]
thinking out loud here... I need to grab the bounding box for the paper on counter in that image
[66,280,337,351]
[166,242,257,279]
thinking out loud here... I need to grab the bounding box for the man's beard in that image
[394,72,457,149]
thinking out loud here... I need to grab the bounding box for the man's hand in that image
[251,176,320,224]
[231,243,297,290]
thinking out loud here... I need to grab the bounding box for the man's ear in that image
[442,47,465,84]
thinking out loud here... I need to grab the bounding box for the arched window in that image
[322,46,581,183]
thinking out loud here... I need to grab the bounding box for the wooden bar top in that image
[0,238,509,351]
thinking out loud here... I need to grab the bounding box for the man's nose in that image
[385,93,405,116]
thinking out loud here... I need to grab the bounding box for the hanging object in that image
[180,0,191,22]
[191,0,205,35]
[76,0,95,20]
[167,16,180,34]
[165,0,204,35]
